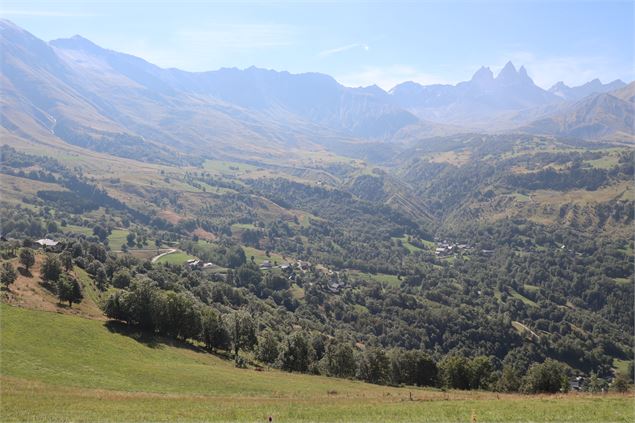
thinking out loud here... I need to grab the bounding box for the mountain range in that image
[1,19,632,164]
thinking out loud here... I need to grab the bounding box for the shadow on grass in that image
[103,320,230,361]
[17,267,32,278]
[39,279,57,295]
[104,320,162,349]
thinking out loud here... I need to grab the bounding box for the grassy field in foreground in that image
[1,304,633,422]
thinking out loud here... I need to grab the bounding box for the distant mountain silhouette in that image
[389,61,560,127]
[548,79,626,102]
[1,19,631,162]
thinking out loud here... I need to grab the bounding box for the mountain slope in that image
[1,19,424,164]
[1,18,632,164]
[522,82,635,142]
[49,35,420,140]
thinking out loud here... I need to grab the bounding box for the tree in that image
[41,255,62,282]
[521,359,569,393]
[612,372,630,393]
[390,349,438,387]
[104,290,132,323]
[587,372,607,393]
[264,273,290,291]
[225,310,257,359]
[111,269,132,289]
[357,348,390,385]
[439,356,471,390]
[240,229,262,248]
[226,246,246,268]
[59,251,73,272]
[1,262,18,288]
[279,331,312,373]
[56,275,83,307]
[153,291,202,340]
[469,356,495,390]
[323,341,357,378]
[19,248,35,271]
[47,221,58,234]
[200,308,231,351]
[94,267,108,290]
[235,263,261,288]
[92,224,110,242]
[496,365,522,392]
[125,280,158,330]
[256,330,279,365]
[71,243,83,258]
[126,232,136,247]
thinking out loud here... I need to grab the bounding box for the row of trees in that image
[102,279,580,393]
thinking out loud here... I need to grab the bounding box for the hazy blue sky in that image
[2,0,633,89]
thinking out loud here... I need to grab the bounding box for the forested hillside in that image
[1,135,633,393]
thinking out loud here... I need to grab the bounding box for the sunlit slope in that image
[1,304,633,423]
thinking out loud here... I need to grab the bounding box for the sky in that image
[1,0,633,90]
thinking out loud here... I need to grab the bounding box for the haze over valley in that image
[0,4,634,422]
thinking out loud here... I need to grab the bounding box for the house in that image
[435,247,448,255]
[569,376,584,391]
[296,260,311,271]
[36,238,59,247]
[327,280,341,293]
[187,260,203,269]
[260,260,272,269]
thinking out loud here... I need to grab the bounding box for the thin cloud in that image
[177,24,298,49]
[319,43,369,58]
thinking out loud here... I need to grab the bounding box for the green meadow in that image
[154,250,195,264]
[1,304,632,423]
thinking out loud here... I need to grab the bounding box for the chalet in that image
[296,260,311,271]
[260,260,272,270]
[187,260,203,269]
[36,238,59,247]
[435,247,448,255]
[569,376,584,391]
[327,280,341,293]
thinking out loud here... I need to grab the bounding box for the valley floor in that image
[1,303,633,423]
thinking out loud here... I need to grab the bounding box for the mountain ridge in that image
[1,18,632,164]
